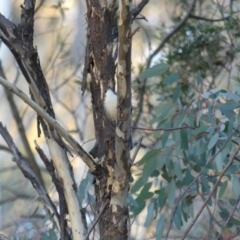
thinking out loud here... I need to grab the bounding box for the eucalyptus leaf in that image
[138,149,158,166]
[162,123,172,147]
[163,73,179,85]
[144,202,154,227]
[172,85,181,102]
[167,179,176,207]
[131,177,143,193]
[232,175,240,199]
[221,92,240,102]
[143,157,158,183]
[174,161,183,181]
[181,129,188,150]
[78,178,87,204]
[158,187,166,208]
[218,180,228,199]
[197,70,202,85]
[174,205,183,229]
[139,182,153,200]
[139,63,169,80]
[219,101,240,110]
[215,149,223,172]
[208,132,219,150]
[156,215,165,240]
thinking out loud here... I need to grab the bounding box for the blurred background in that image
[0,0,240,239]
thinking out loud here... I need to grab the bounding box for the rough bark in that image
[84,0,131,239]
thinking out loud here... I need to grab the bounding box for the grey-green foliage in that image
[130,65,240,238]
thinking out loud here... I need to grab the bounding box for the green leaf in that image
[201,175,210,193]
[131,177,143,193]
[193,126,209,135]
[156,215,165,240]
[138,182,153,200]
[128,194,139,208]
[157,154,166,171]
[219,101,240,110]
[196,110,203,126]
[144,202,154,227]
[167,179,176,207]
[176,109,187,126]
[174,162,183,181]
[162,123,172,147]
[172,85,181,102]
[218,180,228,198]
[221,92,240,102]
[218,102,238,119]
[208,132,219,150]
[158,187,166,208]
[197,70,202,85]
[225,165,237,175]
[215,149,223,172]
[41,230,57,240]
[163,73,179,85]
[78,178,87,204]
[181,129,188,150]
[209,87,222,94]
[139,63,169,80]
[174,205,183,229]
[131,198,146,216]
[143,157,158,183]
[138,149,158,166]
[232,175,240,199]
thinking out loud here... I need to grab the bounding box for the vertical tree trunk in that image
[84,0,131,239]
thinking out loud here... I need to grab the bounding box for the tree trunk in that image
[84,0,132,239]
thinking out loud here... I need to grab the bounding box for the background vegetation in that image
[1,0,240,239]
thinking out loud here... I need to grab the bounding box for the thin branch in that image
[132,0,149,21]
[0,234,10,240]
[131,136,143,164]
[85,199,110,240]
[165,123,240,239]
[146,0,196,68]
[0,61,44,186]
[0,195,40,205]
[132,125,195,132]
[214,192,240,240]
[0,75,97,173]
[34,141,71,240]
[0,123,60,230]
[189,13,231,22]
[35,0,45,13]
[129,27,140,37]
[133,0,196,128]
[181,144,240,240]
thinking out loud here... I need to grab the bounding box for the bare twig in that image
[35,0,45,13]
[214,191,240,240]
[133,0,197,128]
[189,13,231,22]
[132,125,195,132]
[34,141,71,240]
[165,123,240,239]
[0,61,44,186]
[181,144,240,240]
[0,233,10,240]
[129,27,140,37]
[85,199,110,240]
[0,123,60,230]
[147,0,196,65]
[132,0,149,21]
[131,136,143,164]
[0,75,97,172]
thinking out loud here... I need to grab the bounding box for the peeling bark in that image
[84,0,132,238]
